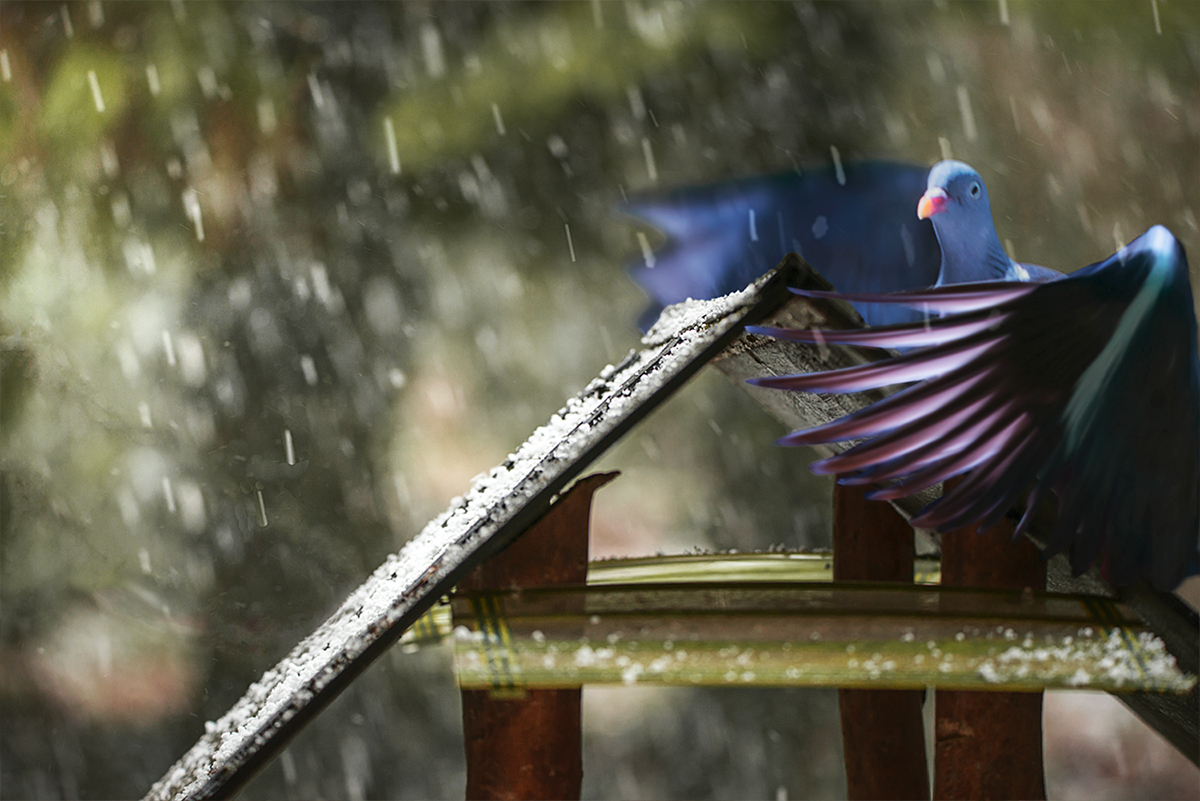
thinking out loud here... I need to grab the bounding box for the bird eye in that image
[969,182,981,198]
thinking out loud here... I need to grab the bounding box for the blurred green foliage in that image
[376,3,794,172]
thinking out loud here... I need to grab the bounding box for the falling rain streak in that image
[636,231,656,268]
[957,85,977,142]
[182,189,205,241]
[146,63,161,95]
[830,145,845,186]
[564,223,576,262]
[161,330,176,366]
[491,103,506,136]
[0,50,11,82]
[163,477,176,513]
[88,70,105,112]
[384,117,401,175]
[299,354,318,386]
[256,490,268,527]
[284,429,295,466]
[641,136,657,183]
[308,73,324,108]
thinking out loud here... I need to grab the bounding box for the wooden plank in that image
[449,582,1192,693]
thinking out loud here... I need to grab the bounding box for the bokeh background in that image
[1,2,1198,798]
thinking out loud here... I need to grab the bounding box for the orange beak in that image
[917,187,949,220]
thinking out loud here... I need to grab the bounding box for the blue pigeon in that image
[626,159,1199,589]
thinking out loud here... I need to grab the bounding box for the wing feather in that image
[753,226,1199,589]
[623,162,940,329]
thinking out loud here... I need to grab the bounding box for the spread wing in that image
[622,161,941,330]
[749,226,1199,590]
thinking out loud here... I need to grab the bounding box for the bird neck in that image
[934,220,1013,285]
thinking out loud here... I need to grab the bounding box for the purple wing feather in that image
[752,226,1199,590]
[787,283,1037,314]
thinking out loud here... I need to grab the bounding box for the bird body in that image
[626,159,1200,589]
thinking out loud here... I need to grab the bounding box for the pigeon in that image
[626,159,1198,588]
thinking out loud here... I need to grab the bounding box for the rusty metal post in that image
[459,472,615,801]
[934,498,1047,801]
[834,483,931,801]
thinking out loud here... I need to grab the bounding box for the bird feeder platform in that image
[145,256,1199,801]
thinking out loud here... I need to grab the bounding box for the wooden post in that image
[459,472,615,801]
[834,483,931,801]
[934,498,1047,801]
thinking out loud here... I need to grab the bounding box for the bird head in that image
[916,160,1011,285]
[917,160,992,222]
